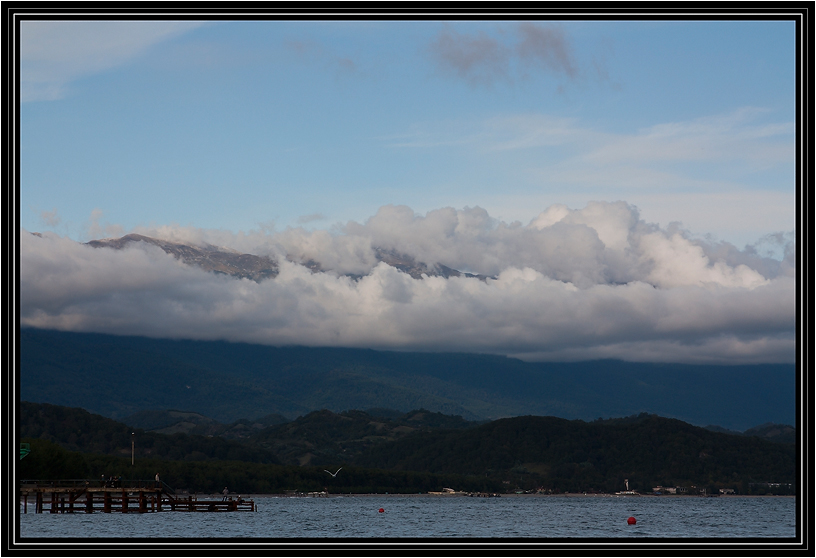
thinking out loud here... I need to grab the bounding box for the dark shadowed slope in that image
[20,328,795,430]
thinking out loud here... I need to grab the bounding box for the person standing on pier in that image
[222,487,229,501]
[155,473,160,488]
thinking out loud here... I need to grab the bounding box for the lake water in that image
[18,494,796,541]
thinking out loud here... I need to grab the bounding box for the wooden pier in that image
[19,480,256,513]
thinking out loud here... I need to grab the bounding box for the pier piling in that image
[19,480,255,514]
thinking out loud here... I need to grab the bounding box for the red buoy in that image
[379,508,384,513]
[627,516,637,525]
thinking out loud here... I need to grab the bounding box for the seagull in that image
[324,467,342,478]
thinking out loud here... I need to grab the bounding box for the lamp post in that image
[131,432,135,466]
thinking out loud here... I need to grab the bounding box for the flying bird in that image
[324,467,342,478]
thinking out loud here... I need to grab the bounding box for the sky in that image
[17,17,799,364]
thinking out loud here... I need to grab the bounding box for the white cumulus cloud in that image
[20,201,796,364]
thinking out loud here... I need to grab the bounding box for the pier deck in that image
[19,480,256,513]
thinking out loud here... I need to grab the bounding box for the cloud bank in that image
[20,202,796,364]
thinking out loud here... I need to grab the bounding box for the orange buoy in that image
[378,508,384,513]
[627,516,636,525]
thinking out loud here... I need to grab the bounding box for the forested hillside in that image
[353,414,796,493]
[21,328,795,429]
[18,438,501,495]
[20,402,279,464]
[19,402,795,495]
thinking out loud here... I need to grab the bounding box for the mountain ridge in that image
[20,328,795,431]
[83,232,492,282]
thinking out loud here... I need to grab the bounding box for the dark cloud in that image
[20,202,796,364]
[516,23,576,78]
[428,23,580,87]
[428,28,511,86]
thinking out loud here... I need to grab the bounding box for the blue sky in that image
[18,18,798,364]
[20,19,796,250]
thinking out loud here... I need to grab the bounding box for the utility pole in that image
[131,432,135,466]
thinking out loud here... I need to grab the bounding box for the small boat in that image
[615,479,639,495]
[428,488,465,495]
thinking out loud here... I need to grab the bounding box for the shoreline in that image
[21,492,793,502]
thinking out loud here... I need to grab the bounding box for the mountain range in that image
[20,328,795,431]
[85,233,492,282]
